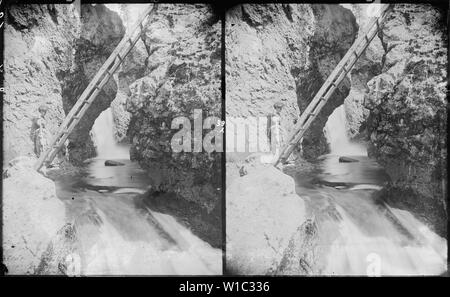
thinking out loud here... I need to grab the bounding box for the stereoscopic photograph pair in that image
[1,1,448,276]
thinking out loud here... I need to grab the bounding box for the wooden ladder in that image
[34,4,158,171]
[273,4,392,167]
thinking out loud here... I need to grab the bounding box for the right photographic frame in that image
[225,2,448,276]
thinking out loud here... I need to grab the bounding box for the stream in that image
[291,105,447,275]
[53,108,221,275]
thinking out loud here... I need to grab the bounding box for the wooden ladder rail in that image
[274,4,392,167]
[34,4,158,171]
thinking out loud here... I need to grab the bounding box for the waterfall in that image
[324,105,367,156]
[90,107,129,159]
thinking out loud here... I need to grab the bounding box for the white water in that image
[69,108,222,275]
[324,105,367,156]
[76,198,222,275]
[315,105,448,275]
[90,108,129,159]
[323,199,447,275]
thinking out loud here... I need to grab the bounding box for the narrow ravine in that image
[3,3,223,275]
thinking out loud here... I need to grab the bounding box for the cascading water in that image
[54,107,222,275]
[292,104,448,275]
[90,107,130,160]
[324,105,366,156]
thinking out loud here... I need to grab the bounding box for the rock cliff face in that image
[341,4,385,141]
[58,4,125,164]
[107,4,150,143]
[4,4,80,165]
[125,4,222,246]
[365,4,447,236]
[4,4,125,165]
[226,4,358,161]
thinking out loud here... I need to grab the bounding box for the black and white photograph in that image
[0,0,449,286]
[226,3,448,276]
[2,2,222,275]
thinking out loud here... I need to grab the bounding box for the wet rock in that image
[338,156,359,163]
[35,223,79,275]
[126,4,222,243]
[364,4,447,236]
[275,219,320,275]
[140,191,222,249]
[104,160,125,166]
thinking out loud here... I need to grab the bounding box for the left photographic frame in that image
[1,2,223,275]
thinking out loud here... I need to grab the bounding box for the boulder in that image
[338,156,359,163]
[3,156,67,274]
[226,163,306,274]
[104,160,125,166]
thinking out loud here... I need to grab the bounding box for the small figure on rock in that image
[33,104,50,158]
[267,101,284,161]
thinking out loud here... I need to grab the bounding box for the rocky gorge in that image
[1,2,448,276]
[226,3,447,275]
[3,3,222,274]
[364,4,448,238]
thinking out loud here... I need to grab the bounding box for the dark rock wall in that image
[59,4,125,164]
[226,4,357,161]
[295,5,358,160]
[365,4,447,236]
[126,4,222,246]
[4,4,125,165]
[341,4,385,141]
